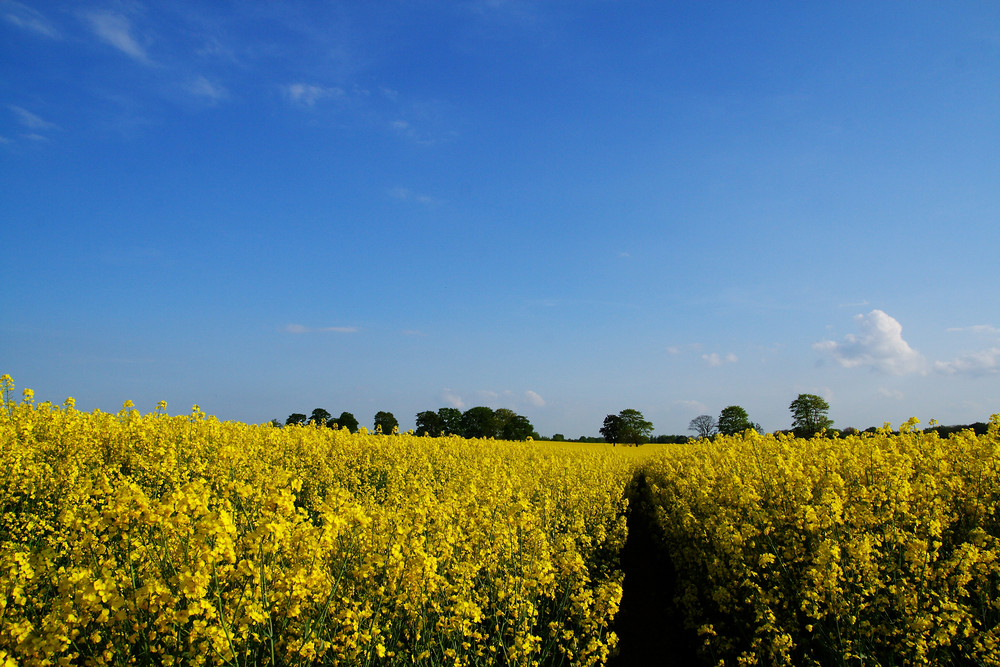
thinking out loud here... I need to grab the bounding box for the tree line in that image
[276,393,989,444]
[688,394,832,440]
[280,408,400,434]
[276,406,540,441]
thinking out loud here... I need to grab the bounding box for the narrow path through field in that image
[609,476,702,667]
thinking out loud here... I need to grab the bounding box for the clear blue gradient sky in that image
[3,1,999,437]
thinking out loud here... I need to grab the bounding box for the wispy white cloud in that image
[284,83,344,107]
[82,10,150,64]
[9,105,57,130]
[387,186,442,206]
[879,387,904,400]
[389,118,450,146]
[187,76,228,103]
[946,324,1000,335]
[3,1,60,38]
[934,348,1000,376]
[524,390,545,407]
[285,324,358,334]
[678,399,708,413]
[814,309,926,375]
[702,352,738,367]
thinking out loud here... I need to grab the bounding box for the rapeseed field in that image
[2,374,999,666]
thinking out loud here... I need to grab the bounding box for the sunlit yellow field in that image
[2,374,999,666]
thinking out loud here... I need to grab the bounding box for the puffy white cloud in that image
[524,390,545,407]
[702,352,738,367]
[442,390,465,410]
[814,310,926,375]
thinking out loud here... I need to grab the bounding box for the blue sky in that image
[3,1,999,437]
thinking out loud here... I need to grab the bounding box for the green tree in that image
[619,408,653,444]
[461,406,497,439]
[309,408,332,426]
[717,405,754,436]
[438,407,463,435]
[285,413,307,426]
[688,414,717,439]
[600,413,623,445]
[373,411,398,434]
[330,411,359,433]
[789,394,833,438]
[495,408,536,440]
[602,409,653,445]
[415,410,443,436]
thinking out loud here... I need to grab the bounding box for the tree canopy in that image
[789,394,833,438]
[601,409,653,445]
[332,411,359,433]
[415,410,443,436]
[688,414,717,439]
[374,411,398,434]
[717,405,754,436]
[309,408,332,426]
[460,407,498,439]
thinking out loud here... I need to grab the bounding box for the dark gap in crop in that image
[609,473,703,667]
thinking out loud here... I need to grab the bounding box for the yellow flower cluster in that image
[6,372,998,666]
[0,376,635,666]
[642,419,1000,666]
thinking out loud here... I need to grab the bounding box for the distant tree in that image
[374,411,398,434]
[415,410,443,436]
[285,413,307,426]
[309,408,332,426]
[331,411,359,433]
[789,394,833,438]
[688,415,717,439]
[600,413,624,445]
[652,434,690,444]
[438,407,463,435]
[461,407,498,439]
[495,408,536,440]
[552,433,565,441]
[601,409,653,445]
[619,408,653,444]
[717,406,753,436]
[268,419,282,428]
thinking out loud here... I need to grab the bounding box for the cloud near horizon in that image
[702,352,738,367]
[814,310,926,375]
[524,390,545,407]
[285,324,358,334]
[934,348,1000,376]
